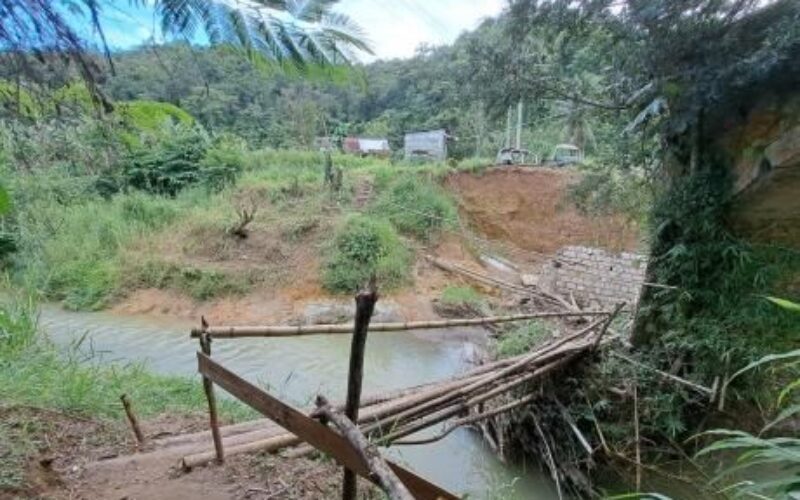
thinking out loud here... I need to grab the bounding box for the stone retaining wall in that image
[539,245,647,308]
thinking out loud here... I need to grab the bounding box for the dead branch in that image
[315,396,413,500]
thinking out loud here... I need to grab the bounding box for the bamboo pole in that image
[200,332,225,464]
[180,319,610,468]
[393,391,538,446]
[426,255,578,311]
[342,286,378,500]
[189,311,609,338]
[181,434,300,470]
[120,394,145,447]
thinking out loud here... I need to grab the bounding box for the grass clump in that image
[439,285,489,315]
[322,215,411,293]
[371,174,458,241]
[497,320,552,358]
[128,261,254,301]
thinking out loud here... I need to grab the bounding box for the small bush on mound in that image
[371,175,457,241]
[437,285,489,316]
[497,320,552,357]
[322,215,411,293]
[123,124,210,196]
[200,134,248,191]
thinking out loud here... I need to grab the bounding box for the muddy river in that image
[41,305,558,499]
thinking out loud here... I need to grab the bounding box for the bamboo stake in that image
[120,394,145,447]
[200,332,224,464]
[316,396,413,500]
[189,311,609,338]
[634,382,641,492]
[342,286,378,500]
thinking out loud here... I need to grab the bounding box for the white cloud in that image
[337,0,505,61]
[96,0,504,59]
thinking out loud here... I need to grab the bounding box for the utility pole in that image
[505,106,513,149]
[516,99,523,150]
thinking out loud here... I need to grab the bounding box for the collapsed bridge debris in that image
[180,304,620,477]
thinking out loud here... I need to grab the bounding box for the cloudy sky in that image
[97,0,505,61]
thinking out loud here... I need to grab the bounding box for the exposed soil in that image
[113,233,488,326]
[0,406,377,500]
[446,166,641,254]
[113,168,641,326]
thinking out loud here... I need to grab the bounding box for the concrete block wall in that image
[540,245,648,308]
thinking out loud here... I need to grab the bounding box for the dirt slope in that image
[446,166,641,254]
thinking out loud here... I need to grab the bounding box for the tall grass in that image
[370,174,458,241]
[4,147,481,310]
[0,293,251,489]
[0,294,251,420]
[12,188,179,310]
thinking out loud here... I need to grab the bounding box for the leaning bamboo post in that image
[199,329,225,464]
[342,285,379,500]
[120,393,145,447]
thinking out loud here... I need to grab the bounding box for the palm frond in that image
[150,0,372,68]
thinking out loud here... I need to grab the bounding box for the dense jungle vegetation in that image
[0,0,799,498]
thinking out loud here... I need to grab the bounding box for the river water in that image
[40,305,558,500]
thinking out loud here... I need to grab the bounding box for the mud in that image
[446,166,641,254]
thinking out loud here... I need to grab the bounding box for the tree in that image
[0,0,372,106]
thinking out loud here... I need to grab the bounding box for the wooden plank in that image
[197,353,458,500]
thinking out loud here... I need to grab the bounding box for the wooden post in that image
[120,393,145,447]
[342,285,379,500]
[200,330,225,464]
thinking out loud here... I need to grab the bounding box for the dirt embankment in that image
[114,166,640,324]
[446,167,641,254]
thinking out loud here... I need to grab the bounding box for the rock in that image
[299,300,403,325]
[764,124,800,169]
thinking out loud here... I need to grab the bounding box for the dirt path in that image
[1,407,372,500]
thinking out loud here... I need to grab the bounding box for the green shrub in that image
[371,174,457,241]
[322,215,411,293]
[440,285,486,309]
[497,320,551,357]
[123,124,210,196]
[117,100,194,131]
[199,134,248,191]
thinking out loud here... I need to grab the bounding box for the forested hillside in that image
[1,1,799,498]
[0,14,625,162]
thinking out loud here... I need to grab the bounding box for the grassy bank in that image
[0,293,253,490]
[3,147,475,311]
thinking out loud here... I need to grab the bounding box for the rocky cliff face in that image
[719,93,800,248]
